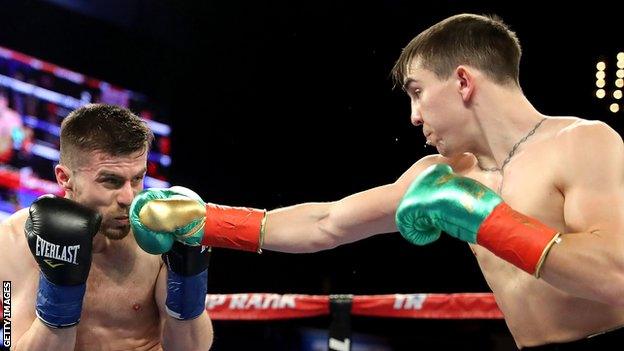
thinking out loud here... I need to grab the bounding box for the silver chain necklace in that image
[477,117,547,173]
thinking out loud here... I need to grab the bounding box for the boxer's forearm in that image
[536,231,624,306]
[13,319,77,351]
[263,202,336,252]
[161,312,213,351]
[264,185,399,253]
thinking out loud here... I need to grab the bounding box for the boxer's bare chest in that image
[458,132,566,279]
[75,242,163,350]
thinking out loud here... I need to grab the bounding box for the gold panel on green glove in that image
[138,198,205,237]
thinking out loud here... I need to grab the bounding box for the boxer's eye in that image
[100,177,123,188]
[131,176,144,185]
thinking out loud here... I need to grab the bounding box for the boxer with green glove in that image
[130,186,266,254]
[396,164,561,277]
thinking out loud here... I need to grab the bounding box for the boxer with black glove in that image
[25,196,101,328]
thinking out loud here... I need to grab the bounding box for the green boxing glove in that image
[395,164,560,277]
[130,186,266,255]
[130,186,206,254]
[396,164,503,245]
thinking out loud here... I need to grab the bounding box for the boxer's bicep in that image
[0,209,30,276]
[561,122,624,236]
[0,219,13,279]
[322,155,448,241]
[0,210,36,288]
[1,212,40,346]
[154,261,168,332]
[326,183,407,240]
[563,177,624,237]
[536,123,624,303]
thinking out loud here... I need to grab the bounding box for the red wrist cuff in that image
[477,203,559,275]
[201,204,265,252]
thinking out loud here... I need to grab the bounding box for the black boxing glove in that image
[162,241,210,320]
[25,196,101,328]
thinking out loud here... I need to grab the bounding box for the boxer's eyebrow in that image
[96,168,147,180]
[96,171,121,179]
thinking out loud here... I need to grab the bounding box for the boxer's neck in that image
[469,86,546,172]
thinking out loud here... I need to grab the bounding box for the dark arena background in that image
[1,1,623,350]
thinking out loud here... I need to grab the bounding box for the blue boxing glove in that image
[163,241,211,320]
[158,187,211,320]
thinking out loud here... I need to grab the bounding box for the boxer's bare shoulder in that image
[394,153,477,193]
[0,208,36,275]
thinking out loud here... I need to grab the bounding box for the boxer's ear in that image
[55,164,73,195]
[455,65,475,103]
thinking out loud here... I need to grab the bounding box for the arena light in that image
[610,103,620,113]
[593,57,620,113]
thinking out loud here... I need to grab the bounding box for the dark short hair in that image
[60,104,154,167]
[392,14,522,87]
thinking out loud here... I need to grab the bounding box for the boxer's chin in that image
[100,221,131,240]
